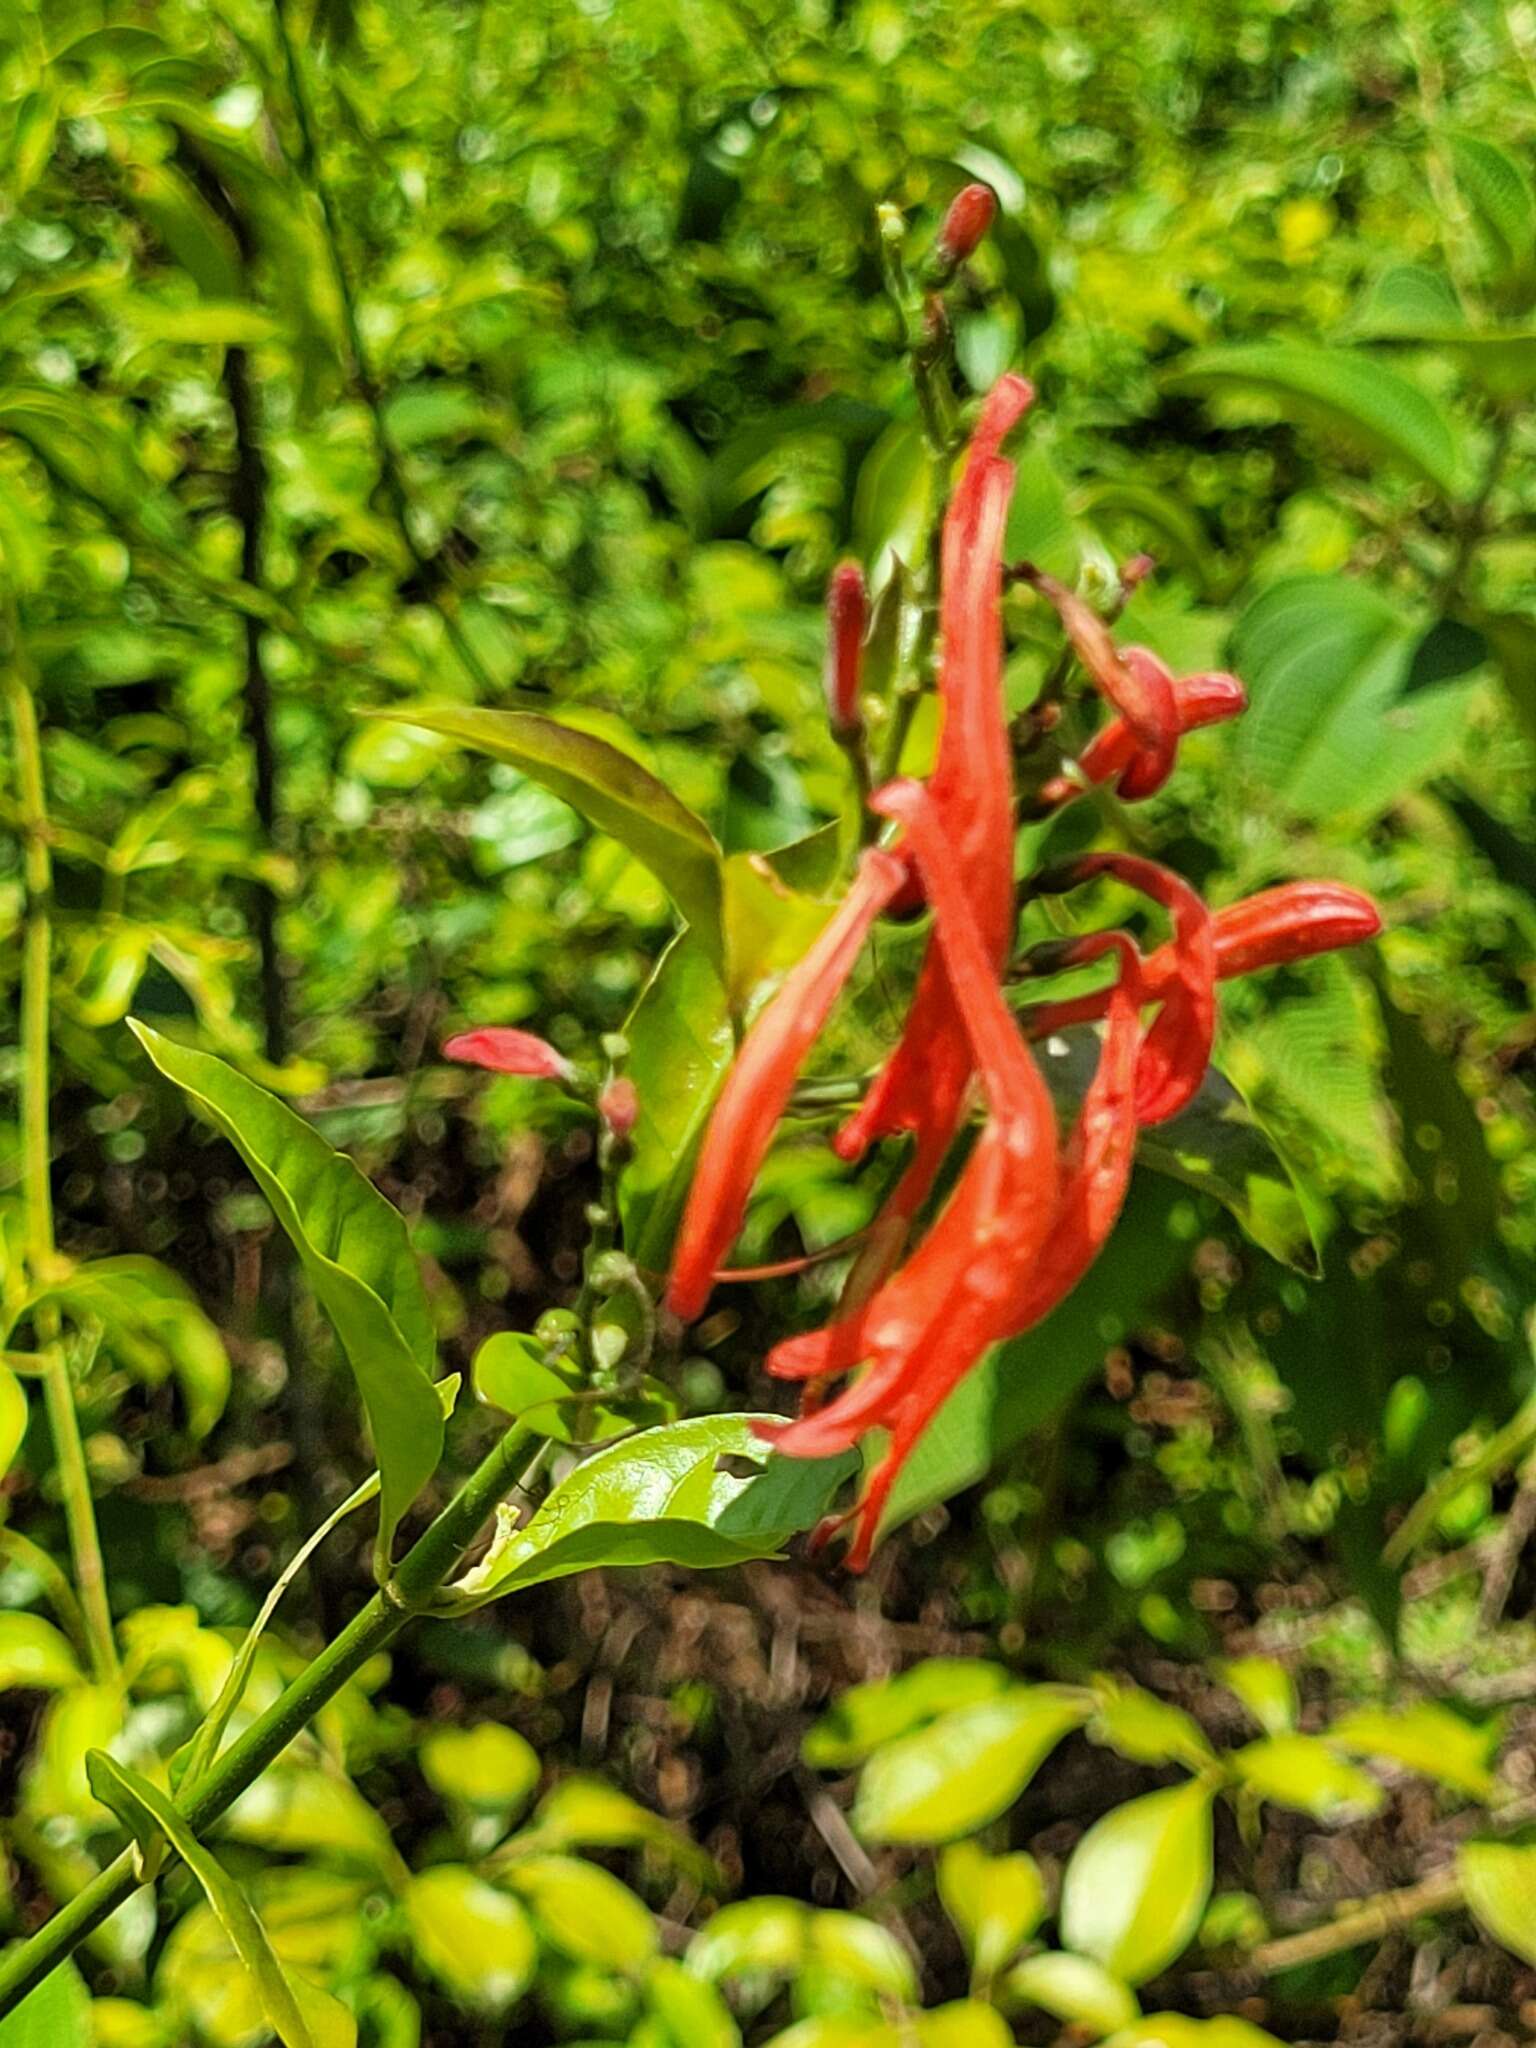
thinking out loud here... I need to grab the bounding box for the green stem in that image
[1384,1368,1536,1569]
[3,616,120,1687]
[269,0,496,698]
[0,1414,536,2017]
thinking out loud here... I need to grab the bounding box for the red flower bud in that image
[1213,883,1382,979]
[598,1077,639,1139]
[443,1028,574,1082]
[824,561,867,736]
[935,182,997,270]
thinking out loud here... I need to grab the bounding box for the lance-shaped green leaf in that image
[1164,344,1465,497]
[451,1416,821,1603]
[86,1753,356,2048]
[129,1022,442,1571]
[1459,1839,1536,1965]
[1060,1780,1215,1985]
[366,705,725,966]
[1450,134,1536,284]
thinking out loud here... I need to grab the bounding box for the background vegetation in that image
[4,1,1536,2043]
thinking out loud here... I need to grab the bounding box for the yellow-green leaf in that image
[853,1688,1089,1845]
[1059,1781,1215,1985]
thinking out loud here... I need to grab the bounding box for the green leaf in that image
[1230,574,1466,823]
[1327,1704,1499,1800]
[124,161,243,298]
[128,1022,442,1569]
[721,851,836,1013]
[643,1957,741,2048]
[1450,134,1536,283]
[685,1898,807,1980]
[1459,1839,1536,1965]
[852,1688,1089,1845]
[502,1853,658,1970]
[936,1841,1046,1980]
[421,1723,541,1818]
[1165,344,1465,496]
[21,1256,231,1439]
[618,931,736,1272]
[516,1775,713,1880]
[0,1363,25,1478]
[451,1417,808,1603]
[471,1332,673,1444]
[913,2002,1013,2048]
[86,1753,355,2048]
[369,706,724,966]
[1215,1659,1296,1737]
[1088,1680,1216,1772]
[807,1911,917,2001]
[0,1612,81,1692]
[1104,2020,1285,2048]
[404,1864,536,2012]
[803,1659,1014,1770]
[221,1765,401,1880]
[1059,1781,1215,1985]
[1230,1735,1383,1819]
[0,1959,90,2048]
[853,420,935,584]
[1003,1952,1140,2034]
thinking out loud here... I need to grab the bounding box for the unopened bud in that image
[443,1027,574,1082]
[933,182,996,274]
[598,1077,639,1139]
[824,560,867,737]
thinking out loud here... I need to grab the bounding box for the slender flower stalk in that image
[1018,567,1178,795]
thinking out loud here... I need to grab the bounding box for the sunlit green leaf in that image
[1459,1838,1536,1964]
[852,1688,1088,1845]
[1003,1951,1140,2034]
[129,1022,442,1567]
[1059,1781,1214,1985]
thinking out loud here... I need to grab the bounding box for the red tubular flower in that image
[1022,569,1178,796]
[934,181,997,272]
[665,847,908,1323]
[764,781,1060,1563]
[835,375,1034,1238]
[443,1028,575,1082]
[1038,670,1247,810]
[1041,854,1216,1126]
[1022,880,1382,1041]
[1207,882,1383,979]
[824,561,867,737]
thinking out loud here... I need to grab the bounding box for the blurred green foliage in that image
[4,0,1536,2041]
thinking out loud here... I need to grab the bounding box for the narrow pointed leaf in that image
[129,1021,441,1568]
[368,705,724,964]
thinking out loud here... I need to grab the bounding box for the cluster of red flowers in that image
[664,360,1381,1569]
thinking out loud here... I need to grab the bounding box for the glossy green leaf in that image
[936,1841,1046,1979]
[852,1687,1089,1844]
[502,1852,658,1969]
[221,1765,401,1880]
[913,2003,1013,2048]
[685,1897,807,1980]
[1230,1735,1383,1819]
[1215,1658,1296,1737]
[0,1612,82,1692]
[0,1959,90,2048]
[1004,1952,1140,2034]
[451,1417,809,1603]
[404,1864,536,2012]
[129,1022,442,1568]
[1059,1780,1215,1985]
[0,1363,26,1479]
[1105,2020,1285,2048]
[807,1912,917,2001]
[1450,134,1536,282]
[1089,1680,1216,1771]
[1165,344,1465,495]
[471,1332,673,1444]
[124,160,243,299]
[1327,1704,1498,1800]
[721,851,836,1013]
[87,1754,355,2048]
[803,1658,1013,1770]
[618,931,735,1272]
[643,1956,741,2048]
[421,1723,541,1817]
[1459,1839,1536,1964]
[24,1683,123,1822]
[370,705,724,964]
